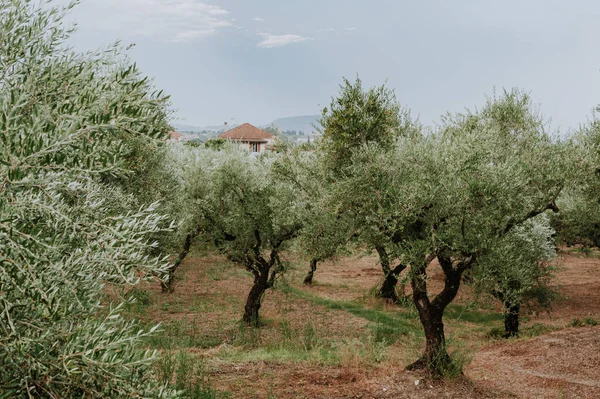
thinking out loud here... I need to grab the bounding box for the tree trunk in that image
[381,264,407,302]
[375,246,406,302]
[162,228,200,293]
[303,258,318,285]
[243,266,270,326]
[412,305,449,371]
[407,254,473,375]
[503,301,521,338]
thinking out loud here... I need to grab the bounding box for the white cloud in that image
[326,28,335,32]
[257,33,311,48]
[253,17,264,22]
[81,0,232,43]
[347,27,357,31]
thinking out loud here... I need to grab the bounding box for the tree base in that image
[405,357,428,371]
[405,353,457,377]
[303,274,314,285]
[161,281,174,294]
[242,315,261,327]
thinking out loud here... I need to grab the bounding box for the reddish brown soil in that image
[210,362,507,399]
[468,326,600,399]
[136,248,600,398]
[464,250,600,399]
[535,251,600,325]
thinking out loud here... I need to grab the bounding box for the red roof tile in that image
[219,123,274,142]
[169,131,184,140]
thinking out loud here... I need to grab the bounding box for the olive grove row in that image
[160,79,594,374]
[2,0,599,396]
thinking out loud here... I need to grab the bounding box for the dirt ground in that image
[466,250,600,399]
[468,326,600,399]
[135,248,600,398]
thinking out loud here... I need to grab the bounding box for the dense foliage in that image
[0,0,177,396]
[318,76,416,174]
[271,146,352,285]
[319,87,574,373]
[317,77,420,300]
[552,116,600,247]
[474,215,558,337]
[163,145,304,324]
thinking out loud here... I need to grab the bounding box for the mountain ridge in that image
[173,114,321,134]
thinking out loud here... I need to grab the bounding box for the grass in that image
[284,285,422,343]
[569,317,599,327]
[563,246,600,258]
[445,304,504,324]
[135,273,506,372]
[135,282,411,367]
[156,350,230,398]
[115,250,600,397]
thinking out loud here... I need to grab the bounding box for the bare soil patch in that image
[534,251,600,325]
[468,326,600,398]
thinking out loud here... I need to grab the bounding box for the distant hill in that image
[268,115,320,134]
[172,114,322,136]
[172,123,230,133]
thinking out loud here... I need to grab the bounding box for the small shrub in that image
[231,321,263,347]
[280,319,298,342]
[439,350,471,380]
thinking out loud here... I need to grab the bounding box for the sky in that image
[62,0,600,132]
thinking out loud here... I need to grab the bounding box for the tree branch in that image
[499,201,560,237]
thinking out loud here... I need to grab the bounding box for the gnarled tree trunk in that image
[407,254,474,375]
[162,228,201,293]
[503,301,521,338]
[242,250,284,326]
[243,264,271,326]
[492,291,522,338]
[303,258,318,285]
[375,246,406,302]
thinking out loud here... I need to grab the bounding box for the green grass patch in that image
[568,317,599,327]
[445,304,504,324]
[285,286,422,343]
[520,322,558,338]
[563,247,600,257]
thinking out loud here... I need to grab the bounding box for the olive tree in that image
[552,116,600,248]
[404,90,571,373]
[474,215,558,337]
[139,143,207,293]
[318,77,419,300]
[178,147,303,325]
[329,89,573,374]
[0,0,178,396]
[271,146,352,285]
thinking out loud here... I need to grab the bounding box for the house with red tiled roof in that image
[218,123,275,153]
[169,131,184,142]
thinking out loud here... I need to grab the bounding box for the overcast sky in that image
[62,0,600,131]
